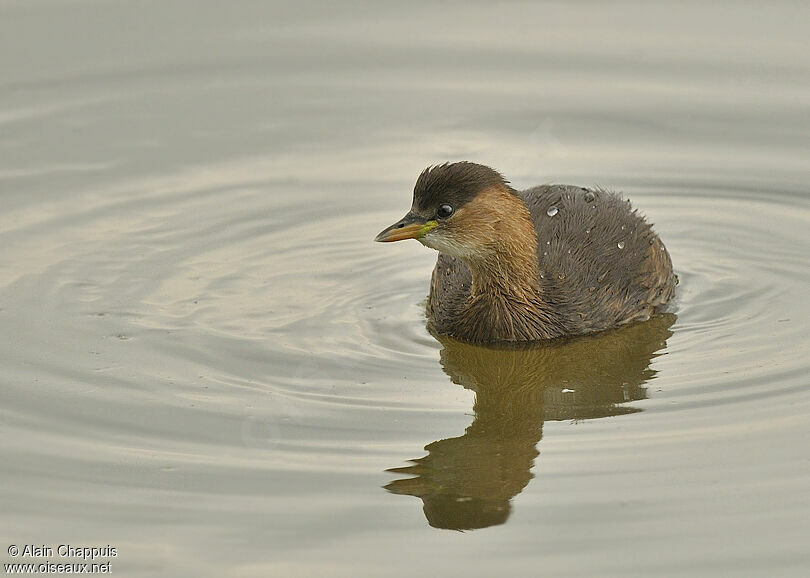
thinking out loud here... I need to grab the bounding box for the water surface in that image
[1,1,809,576]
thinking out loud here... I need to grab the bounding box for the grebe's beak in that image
[375,212,437,243]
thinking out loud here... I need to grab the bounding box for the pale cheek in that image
[420,230,459,255]
[420,230,483,260]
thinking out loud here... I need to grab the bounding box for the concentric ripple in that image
[3,170,808,437]
[2,140,809,578]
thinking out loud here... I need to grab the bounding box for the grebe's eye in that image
[437,204,454,219]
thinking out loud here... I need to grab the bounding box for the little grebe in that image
[375,162,676,343]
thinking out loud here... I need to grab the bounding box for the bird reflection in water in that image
[384,314,675,530]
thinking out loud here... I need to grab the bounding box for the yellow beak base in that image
[375,217,437,243]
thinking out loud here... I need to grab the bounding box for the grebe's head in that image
[375,162,518,260]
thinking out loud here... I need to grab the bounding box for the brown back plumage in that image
[427,184,676,341]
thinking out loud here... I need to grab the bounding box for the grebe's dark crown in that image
[413,162,512,212]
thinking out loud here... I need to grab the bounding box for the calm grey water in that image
[2,1,809,576]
